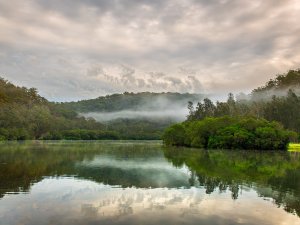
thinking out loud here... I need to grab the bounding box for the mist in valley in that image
[77,93,205,122]
[81,108,188,122]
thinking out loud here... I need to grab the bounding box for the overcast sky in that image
[1,0,299,101]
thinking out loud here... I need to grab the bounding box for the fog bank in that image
[81,108,188,122]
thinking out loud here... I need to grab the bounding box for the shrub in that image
[162,124,186,146]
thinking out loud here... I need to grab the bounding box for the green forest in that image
[163,69,300,150]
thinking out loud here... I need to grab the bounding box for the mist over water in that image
[77,94,204,122]
[81,109,188,122]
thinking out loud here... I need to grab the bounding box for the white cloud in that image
[0,0,299,101]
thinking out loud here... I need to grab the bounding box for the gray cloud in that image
[0,0,299,101]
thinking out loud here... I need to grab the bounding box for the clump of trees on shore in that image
[163,116,297,150]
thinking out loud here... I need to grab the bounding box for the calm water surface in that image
[0,141,299,225]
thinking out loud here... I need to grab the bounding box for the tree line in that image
[187,69,300,133]
[0,78,115,140]
[187,89,300,133]
[163,69,300,149]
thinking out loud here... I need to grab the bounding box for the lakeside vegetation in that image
[163,116,296,150]
[163,69,300,150]
[289,143,300,152]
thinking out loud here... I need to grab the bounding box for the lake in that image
[0,141,299,225]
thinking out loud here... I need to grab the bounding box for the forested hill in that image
[0,78,117,140]
[0,78,46,105]
[62,92,204,113]
[252,69,300,96]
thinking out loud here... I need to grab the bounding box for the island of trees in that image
[163,69,300,150]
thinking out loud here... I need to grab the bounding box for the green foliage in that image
[289,143,300,152]
[163,116,295,150]
[252,69,300,94]
[42,130,120,140]
[0,78,46,105]
[263,90,300,132]
[162,124,186,146]
[0,77,110,140]
[106,118,171,140]
[188,88,300,133]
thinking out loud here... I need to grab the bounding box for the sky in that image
[0,0,300,101]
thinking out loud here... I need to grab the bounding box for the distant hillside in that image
[62,92,205,123]
[63,92,205,113]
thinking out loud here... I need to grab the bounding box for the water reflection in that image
[0,141,299,225]
[163,147,300,216]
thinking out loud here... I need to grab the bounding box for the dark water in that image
[0,141,299,225]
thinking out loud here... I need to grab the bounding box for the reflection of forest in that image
[0,141,189,198]
[0,141,299,217]
[163,147,300,216]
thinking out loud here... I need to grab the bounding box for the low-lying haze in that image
[81,109,188,122]
[72,92,203,122]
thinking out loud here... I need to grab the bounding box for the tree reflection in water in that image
[163,147,300,216]
[0,141,299,219]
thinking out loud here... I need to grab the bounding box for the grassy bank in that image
[288,143,300,152]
